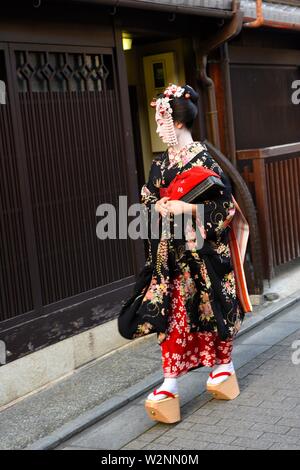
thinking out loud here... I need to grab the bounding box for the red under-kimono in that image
[161,273,234,377]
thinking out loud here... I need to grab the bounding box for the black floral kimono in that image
[119,141,244,345]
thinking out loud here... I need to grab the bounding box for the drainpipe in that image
[220,42,237,166]
[193,1,243,148]
[197,54,221,149]
[243,0,264,28]
[243,0,300,31]
[261,20,300,31]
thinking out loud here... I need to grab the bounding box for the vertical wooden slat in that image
[274,161,283,265]
[293,157,300,257]
[284,159,295,259]
[266,162,279,266]
[253,158,274,279]
[290,157,300,257]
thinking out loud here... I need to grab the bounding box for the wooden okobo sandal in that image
[206,371,240,400]
[144,389,181,424]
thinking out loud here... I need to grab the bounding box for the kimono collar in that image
[164,141,206,170]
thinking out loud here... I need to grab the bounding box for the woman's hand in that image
[155,197,170,217]
[166,200,197,216]
[155,198,197,217]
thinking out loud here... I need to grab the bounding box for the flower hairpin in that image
[163,84,185,99]
[150,84,190,113]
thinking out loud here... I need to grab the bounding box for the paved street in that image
[58,303,300,451]
[121,329,300,450]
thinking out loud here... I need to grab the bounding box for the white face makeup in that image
[155,114,165,138]
[151,84,187,146]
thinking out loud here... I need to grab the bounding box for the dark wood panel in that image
[0,51,34,321]
[231,64,300,150]
[229,46,300,65]
[1,41,137,341]
[0,278,134,364]
[229,27,300,50]
[0,6,114,47]
[15,48,135,305]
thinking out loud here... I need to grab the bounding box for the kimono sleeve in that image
[194,153,235,240]
[140,157,162,265]
[140,157,162,209]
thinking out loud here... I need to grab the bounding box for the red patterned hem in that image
[160,275,233,378]
[163,356,233,378]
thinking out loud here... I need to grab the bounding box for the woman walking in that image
[119,83,252,424]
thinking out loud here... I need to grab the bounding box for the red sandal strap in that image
[153,389,176,399]
[209,371,232,380]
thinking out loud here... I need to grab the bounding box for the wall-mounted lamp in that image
[122,32,133,51]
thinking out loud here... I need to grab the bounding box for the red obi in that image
[159,166,223,202]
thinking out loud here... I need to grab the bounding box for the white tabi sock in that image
[207,361,235,386]
[147,378,178,401]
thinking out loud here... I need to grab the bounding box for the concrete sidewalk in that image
[0,286,299,450]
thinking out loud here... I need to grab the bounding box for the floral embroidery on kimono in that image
[161,273,233,376]
[136,141,244,344]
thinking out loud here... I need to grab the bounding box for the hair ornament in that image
[163,84,185,99]
[150,84,188,146]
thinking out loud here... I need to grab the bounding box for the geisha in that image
[119,83,252,424]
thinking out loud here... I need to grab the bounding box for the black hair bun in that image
[184,85,199,105]
[170,85,199,130]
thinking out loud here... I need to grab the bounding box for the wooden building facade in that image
[0,0,299,367]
